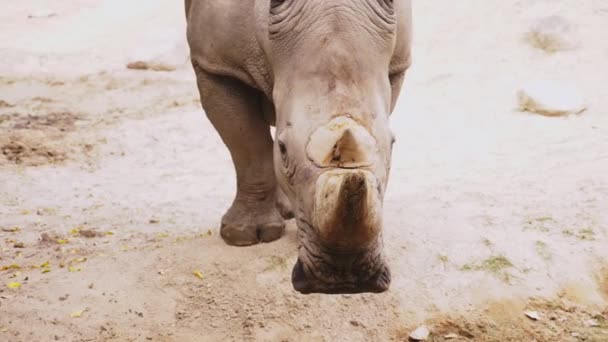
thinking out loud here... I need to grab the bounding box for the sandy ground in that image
[1,1,607,341]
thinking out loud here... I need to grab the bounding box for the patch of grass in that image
[263,256,288,272]
[562,228,596,241]
[524,216,555,233]
[460,255,514,282]
[535,241,552,261]
[482,238,493,247]
[438,254,449,265]
[480,256,513,273]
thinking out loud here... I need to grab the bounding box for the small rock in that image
[350,320,361,327]
[79,229,100,238]
[584,319,599,327]
[525,310,541,321]
[525,15,579,53]
[409,325,430,341]
[517,80,586,116]
[13,242,25,248]
[444,333,459,339]
[571,332,581,338]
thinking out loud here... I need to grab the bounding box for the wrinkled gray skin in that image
[186,0,411,294]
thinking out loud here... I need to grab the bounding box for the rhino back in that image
[186,0,272,97]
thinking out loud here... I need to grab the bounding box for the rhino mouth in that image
[291,219,391,294]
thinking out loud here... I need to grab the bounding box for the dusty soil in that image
[1,1,607,341]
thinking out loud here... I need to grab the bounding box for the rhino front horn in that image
[306,116,376,168]
[313,169,382,250]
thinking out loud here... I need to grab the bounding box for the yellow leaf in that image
[68,266,81,272]
[42,268,51,273]
[7,282,21,289]
[157,232,169,239]
[105,231,114,236]
[73,257,87,263]
[70,310,85,318]
[40,261,50,268]
[69,228,80,235]
[192,270,203,280]
[57,239,68,244]
[1,264,20,271]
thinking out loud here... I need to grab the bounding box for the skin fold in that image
[186,0,411,294]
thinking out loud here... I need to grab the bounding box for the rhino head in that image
[261,0,408,294]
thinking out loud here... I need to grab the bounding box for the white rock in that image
[524,310,541,321]
[444,333,459,339]
[517,80,586,116]
[409,325,430,341]
[525,15,579,53]
[584,319,599,327]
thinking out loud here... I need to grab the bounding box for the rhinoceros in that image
[185,0,412,294]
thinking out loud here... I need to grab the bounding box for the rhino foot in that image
[220,199,285,246]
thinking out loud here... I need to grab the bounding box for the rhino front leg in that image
[194,67,284,246]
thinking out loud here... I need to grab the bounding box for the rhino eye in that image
[278,140,287,156]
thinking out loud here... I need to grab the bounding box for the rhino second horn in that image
[306,117,376,168]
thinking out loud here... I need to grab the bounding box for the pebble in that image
[584,319,599,327]
[409,325,430,341]
[444,333,459,339]
[517,80,586,116]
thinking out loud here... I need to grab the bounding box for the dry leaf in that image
[7,282,21,289]
[192,270,204,280]
[70,309,85,318]
[57,239,68,244]
[42,268,51,274]
[68,266,81,272]
[40,261,50,268]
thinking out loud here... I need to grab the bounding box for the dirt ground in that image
[1,1,607,341]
